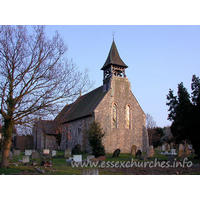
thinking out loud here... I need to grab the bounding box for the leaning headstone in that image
[32,151,39,159]
[43,149,50,155]
[22,156,30,163]
[131,145,137,156]
[136,150,142,159]
[147,148,155,158]
[87,155,95,162]
[52,150,57,157]
[14,150,20,156]
[65,148,71,158]
[112,149,120,157]
[81,169,99,175]
[25,150,32,156]
[73,155,82,162]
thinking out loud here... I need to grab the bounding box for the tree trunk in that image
[1,140,12,167]
[0,119,13,168]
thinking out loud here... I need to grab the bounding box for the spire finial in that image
[112,31,116,41]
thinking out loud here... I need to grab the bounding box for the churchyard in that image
[1,147,200,175]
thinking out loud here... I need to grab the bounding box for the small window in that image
[126,105,131,129]
[113,103,117,128]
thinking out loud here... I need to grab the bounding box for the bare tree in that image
[146,113,156,130]
[146,113,157,145]
[0,25,92,167]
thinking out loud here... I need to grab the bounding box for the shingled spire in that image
[102,40,128,92]
[101,40,128,70]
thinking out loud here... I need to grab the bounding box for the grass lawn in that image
[0,150,200,175]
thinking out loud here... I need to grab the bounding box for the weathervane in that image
[112,31,116,40]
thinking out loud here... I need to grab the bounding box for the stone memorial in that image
[73,155,82,162]
[43,149,50,155]
[81,169,99,175]
[25,150,32,156]
[9,151,13,159]
[178,150,183,157]
[32,151,39,159]
[65,148,71,158]
[14,150,20,156]
[131,145,137,156]
[161,144,166,151]
[147,148,155,158]
[52,150,57,157]
[170,149,176,155]
[179,144,184,151]
[87,155,95,162]
[112,149,120,157]
[22,155,30,163]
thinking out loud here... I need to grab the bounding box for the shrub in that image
[86,121,105,157]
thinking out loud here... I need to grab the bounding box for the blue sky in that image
[43,25,200,128]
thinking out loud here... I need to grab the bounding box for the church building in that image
[33,40,149,153]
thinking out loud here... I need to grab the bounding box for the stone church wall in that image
[95,76,148,153]
[60,116,94,153]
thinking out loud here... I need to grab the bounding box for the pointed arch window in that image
[126,105,131,129]
[113,103,117,128]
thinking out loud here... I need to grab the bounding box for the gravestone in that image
[25,150,32,156]
[131,145,137,156]
[32,151,39,159]
[136,150,142,159]
[73,155,82,162]
[9,151,13,159]
[184,144,189,152]
[179,144,184,151]
[52,150,57,157]
[112,149,120,157]
[14,150,20,156]
[161,144,166,151]
[178,150,183,157]
[147,148,155,158]
[81,169,99,175]
[65,148,71,158]
[22,156,30,163]
[87,155,95,162]
[43,149,50,155]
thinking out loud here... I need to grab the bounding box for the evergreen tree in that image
[167,76,200,157]
[86,121,105,157]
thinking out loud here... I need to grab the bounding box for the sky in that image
[42,25,200,128]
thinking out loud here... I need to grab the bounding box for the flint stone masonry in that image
[34,41,149,154]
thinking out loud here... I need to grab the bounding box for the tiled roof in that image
[101,40,128,70]
[54,86,107,123]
